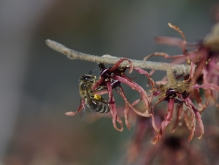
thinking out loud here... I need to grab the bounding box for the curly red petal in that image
[91,77,104,91]
[107,82,124,131]
[65,99,85,116]
[152,99,175,144]
[109,58,133,73]
[171,103,183,133]
[114,75,151,116]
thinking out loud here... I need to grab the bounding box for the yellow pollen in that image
[187,59,191,64]
[94,94,101,100]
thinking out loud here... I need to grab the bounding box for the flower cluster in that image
[66,23,219,144]
[154,23,219,112]
[150,69,204,144]
[91,58,155,131]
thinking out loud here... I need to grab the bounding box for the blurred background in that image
[1,0,219,165]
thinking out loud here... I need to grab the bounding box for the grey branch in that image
[46,39,190,75]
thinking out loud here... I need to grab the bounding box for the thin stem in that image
[166,68,176,85]
[46,39,190,75]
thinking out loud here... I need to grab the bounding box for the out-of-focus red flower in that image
[142,135,208,165]
[124,115,208,165]
[124,114,163,164]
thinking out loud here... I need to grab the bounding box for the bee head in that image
[80,74,96,83]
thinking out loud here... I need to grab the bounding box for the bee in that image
[79,74,110,113]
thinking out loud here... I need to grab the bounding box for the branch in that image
[46,39,190,75]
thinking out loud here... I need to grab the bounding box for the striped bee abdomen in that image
[92,100,110,113]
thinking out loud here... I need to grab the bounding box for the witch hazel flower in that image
[189,23,219,111]
[151,69,204,144]
[150,23,219,111]
[91,58,155,131]
[193,68,219,110]
[181,24,219,111]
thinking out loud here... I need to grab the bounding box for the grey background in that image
[0,0,218,164]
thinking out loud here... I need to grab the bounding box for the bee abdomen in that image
[95,102,110,113]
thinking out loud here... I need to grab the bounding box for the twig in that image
[46,39,190,75]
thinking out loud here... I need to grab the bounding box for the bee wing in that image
[86,99,97,113]
[80,107,87,121]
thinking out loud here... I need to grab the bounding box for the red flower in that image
[151,69,204,144]
[92,58,155,131]
[150,23,219,111]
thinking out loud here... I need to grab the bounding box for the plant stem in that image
[46,39,190,75]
